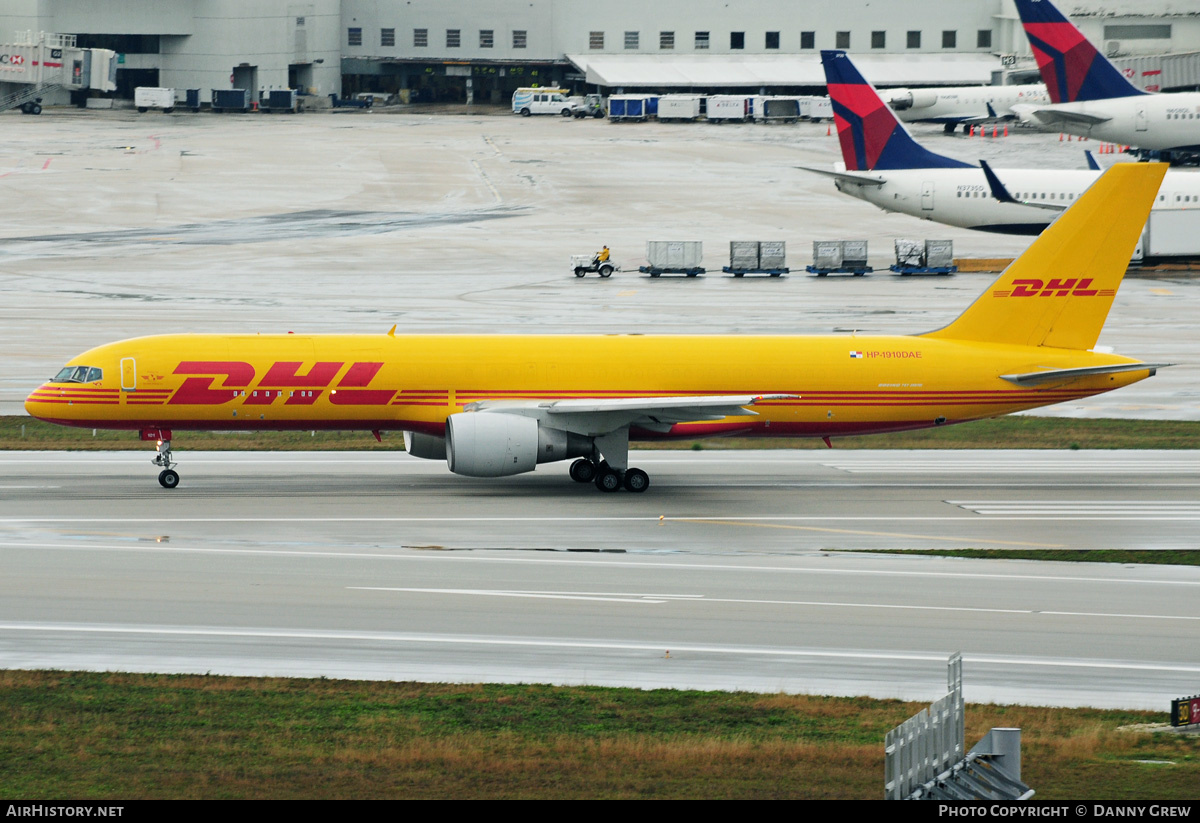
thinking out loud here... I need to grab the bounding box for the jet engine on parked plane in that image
[885,89,939,112]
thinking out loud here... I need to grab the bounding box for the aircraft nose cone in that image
[24,384,52,419]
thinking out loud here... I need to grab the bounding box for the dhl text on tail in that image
[26,164,1170,493]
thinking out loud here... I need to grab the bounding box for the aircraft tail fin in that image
[923,163,1166,350]
[1013,0,1145,103]
[821,50,971,171]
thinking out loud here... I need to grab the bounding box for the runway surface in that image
[1,449,1197,709]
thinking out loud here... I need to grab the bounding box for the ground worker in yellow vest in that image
[594,245,610,265]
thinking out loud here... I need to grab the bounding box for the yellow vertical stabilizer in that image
[924,163,1167,350]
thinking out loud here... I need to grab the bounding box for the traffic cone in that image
[1067,134,1072,141]
[1059,133,1064,141]
[968,126,974,137]
[827,124,831,136]
[1003,125,1008,137]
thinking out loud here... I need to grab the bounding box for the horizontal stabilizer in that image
[796,165,887,187]
[1001,363,1171,386]
[1029,108,1111,128]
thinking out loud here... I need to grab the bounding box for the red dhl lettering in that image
[165,361,398,406]
[995,278,1106,298]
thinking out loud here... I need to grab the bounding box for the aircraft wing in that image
[979,159,1068,212]
[796,165,887,188]
[466,394,796,434]
[1027,108,1112,128]
[1000,363,1171,386]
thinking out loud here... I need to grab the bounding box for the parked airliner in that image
[802,50,1200,235]
[1012,0,1200,161]
[883,83,1048,133]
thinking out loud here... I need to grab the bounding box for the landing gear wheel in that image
[158,469,180,489]
[595,467,622,492]
[569,458,597,483]
[622,468,649,493]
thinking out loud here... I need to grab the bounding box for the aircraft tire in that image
[569,459,597,483]
[158,469,180,489]
[623,468,649,493]
[595,468,622,493]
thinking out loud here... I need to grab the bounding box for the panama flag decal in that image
[850,351,864,359]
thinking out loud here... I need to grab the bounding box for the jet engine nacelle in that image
[445,413,591,477]
[886,89,938,111]
[403,430,446,460]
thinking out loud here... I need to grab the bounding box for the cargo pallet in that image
[722,267,788,277]
[639,266,705,277]
[805,266,873,276]
[888,265,957,275]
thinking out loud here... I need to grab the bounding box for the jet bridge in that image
[0,32,117,114]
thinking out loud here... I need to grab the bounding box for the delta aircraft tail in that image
[1013,0,1145,103]
[925,162,1167,350]
[822,49,971,171]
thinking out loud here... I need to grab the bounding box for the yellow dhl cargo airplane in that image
[26,163,1170,493]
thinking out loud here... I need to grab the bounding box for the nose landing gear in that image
[142,428,179,489]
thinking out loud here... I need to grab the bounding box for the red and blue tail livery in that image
[1013,0,1144,103]
[821,50,970,171]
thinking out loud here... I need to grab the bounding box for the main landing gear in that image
[569,458,650,493]
[143,428,179,489]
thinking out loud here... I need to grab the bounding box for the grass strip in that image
[1,671,1196,799]
[2,415,1198,451]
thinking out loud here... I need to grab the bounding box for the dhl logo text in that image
[168,361,396,406]
[993,278,1116,298]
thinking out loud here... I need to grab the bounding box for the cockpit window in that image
[51,366,102,383]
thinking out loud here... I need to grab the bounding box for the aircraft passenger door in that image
[921,181,934,211]
[120,357,137,392]
[1135,101,1148,132]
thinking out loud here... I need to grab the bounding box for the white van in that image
[512,87,577,117]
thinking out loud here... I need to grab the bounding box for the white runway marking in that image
[351,587,704,604]
[2,621,1198,674]
[350,587,1200,621]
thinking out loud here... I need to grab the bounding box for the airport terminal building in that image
[1,0,1197,105]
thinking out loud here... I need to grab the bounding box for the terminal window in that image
[977,29,992,48]
[625,31,639,49]
[660,31,675,50]
[907,30,921,48]
[348,27,362,47]
[836,31,850,49]
[765,31,780,49]
[381,28,395,47]
[871,30,885,49]
[800,31,815,49]
[695,31,710,49]
[513,30,527,48]
[480,29,494,48]
[942,30,956,48]
[447,29,461,48]
[730,31,745,49]
[590,31,604,49]
[414,28,428,48]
